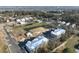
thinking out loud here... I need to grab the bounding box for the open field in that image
[13,22,49,31]
[12,22,49,41]
[65,35,79,52]
[12,26,48,41]
[12,29,26,41]
[0,31,8,53]
[30,27,48,37]
[53,35,79,53]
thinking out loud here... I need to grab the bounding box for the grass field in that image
[65,35,79,53]
[14,22,49,31]
[54,35,79,53]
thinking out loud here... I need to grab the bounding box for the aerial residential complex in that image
[0,6,79,53]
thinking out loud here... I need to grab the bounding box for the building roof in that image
[20,22,26,24]
[58,21,66,24]
[61,21,66,24]
[43,28,66,39]
[27,32,33,37]
[16,19,21,22]
[72,24,76,28]
[66,22,70,26]
[21,18,26,22]
[26,36,48,50]
[29,17,33,19]
[25,17,29,20]
[43,30,56,39]
[51,28,66,36]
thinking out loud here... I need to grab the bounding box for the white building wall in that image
[26,36,48,52]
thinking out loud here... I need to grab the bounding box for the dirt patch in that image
[12,29,26,41]
[0,31,8,53]
[30,27,48,37]
[12,27,48,41]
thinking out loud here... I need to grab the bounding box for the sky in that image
[0,0,79,6]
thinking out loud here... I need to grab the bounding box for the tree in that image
[63,48,75,53]
[77,33,79,37]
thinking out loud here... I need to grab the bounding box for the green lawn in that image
[14,22,49,31]
[53,35,79,53]
[65,35,79,53]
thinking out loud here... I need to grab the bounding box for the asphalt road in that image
[3,26,26,53]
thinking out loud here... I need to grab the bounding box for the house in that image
[29,17,33,20]
[25,17,29,21]
[58,24,61,26]
[61,21,66,25]
[66,22,70,26]
[9,17,16,21]
[58,21,66,25]
[72,24,76,28]
[16,19,21,23]
[21,18,26,22]
[25,17,33,21]
[16,18,27,25]
[27,32,33,37]
[7,20,10,22]
[25,35,48,52]
[34,20,42,23]
[20,21,26,25]
[57,21,62,23]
